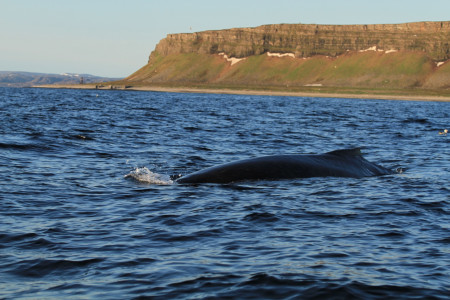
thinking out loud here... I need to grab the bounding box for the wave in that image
[401,117,430,124]
[7,258,104,278]
[0,142,53,152]
[124,167,173,185]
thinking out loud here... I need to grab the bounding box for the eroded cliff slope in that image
[125,22,450,89]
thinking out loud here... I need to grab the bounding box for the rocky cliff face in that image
[153,22,450,61]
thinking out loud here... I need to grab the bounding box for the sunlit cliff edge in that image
[122,22,450,92]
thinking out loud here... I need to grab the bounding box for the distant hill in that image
[123,21,450,91]
[0,71,120,87]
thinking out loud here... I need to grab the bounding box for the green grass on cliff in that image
[423,60,450,88]
[127,52,227,83]
[319,52,433,87]
[223,55,330,84]
[125,50,448,90]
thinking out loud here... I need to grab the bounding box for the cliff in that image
[125,22,450,90]
[154,22,450,60]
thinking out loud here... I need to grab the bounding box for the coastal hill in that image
[124,22,450,91]
[0,71,119,88]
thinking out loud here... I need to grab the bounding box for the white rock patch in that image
[267,52,295,58]
[218,53,246,65]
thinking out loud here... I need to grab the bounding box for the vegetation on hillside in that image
[124,50,448,91]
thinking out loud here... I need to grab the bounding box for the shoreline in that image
[35,84,450,102]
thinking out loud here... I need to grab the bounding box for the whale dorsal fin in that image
[326,148,362,156]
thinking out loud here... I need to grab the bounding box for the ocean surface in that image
[0,87,449,299]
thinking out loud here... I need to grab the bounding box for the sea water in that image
[0,87,449,299]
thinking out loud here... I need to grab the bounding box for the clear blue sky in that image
[1,0,449,78]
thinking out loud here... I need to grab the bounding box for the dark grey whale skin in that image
[175,148,394,184]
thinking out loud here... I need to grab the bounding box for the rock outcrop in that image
[153,22,450,61]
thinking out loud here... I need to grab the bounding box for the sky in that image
[1,0,449,78]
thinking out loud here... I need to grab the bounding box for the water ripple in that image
[0,88,448,299]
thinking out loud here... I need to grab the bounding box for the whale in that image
[175,148,395,184]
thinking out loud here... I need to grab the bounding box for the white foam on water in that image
[124,167,173,185]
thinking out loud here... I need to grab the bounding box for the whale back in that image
[176,148,393,184]
[325,148,362,157]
